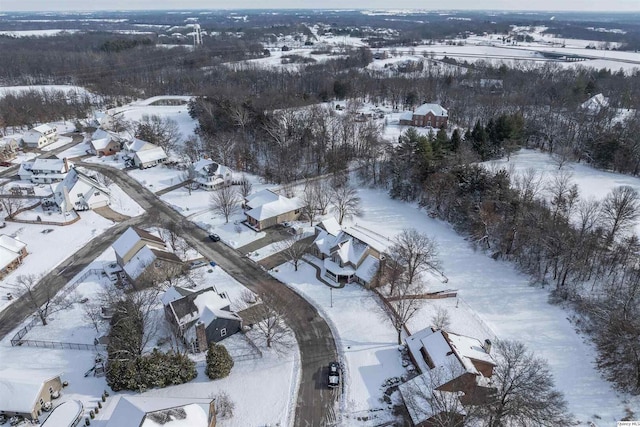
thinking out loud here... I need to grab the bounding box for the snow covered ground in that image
[128,165,183,192]
[346,185,638,426]
[0,242,298,427]
[0,85,90,99]
[485,148,640,237]
[0,211,114,313]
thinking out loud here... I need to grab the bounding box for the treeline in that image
[0,89,93,133]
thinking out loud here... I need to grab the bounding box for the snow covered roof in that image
[0,369,60,414]
[447,332,495,366]
[134,146,168,164]
[91,137,113,150]
[168,287,236,328]
[0,234,26,253]
[41,400,83,427]
[31,124,55,134]
[106,396,211,427]
[123,246,182,281]
[246,194,304,221]
[580,93,609,112]
[160,286,194,306]
[318,217,341,236]
[112,226,165,259]
[52,167,110,210]
[355,255,379,283]
[398,374,464,426]
[414,103,448,117]
[127,138,156,152]
[245,189,281,209]
[31,158,67,172]
[399,111,413,121]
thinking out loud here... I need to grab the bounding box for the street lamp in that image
[330,287,333,308]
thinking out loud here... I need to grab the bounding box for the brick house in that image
[0,234,28,279]
[399,103,448,128]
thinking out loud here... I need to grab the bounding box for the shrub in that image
[206,343,234,379]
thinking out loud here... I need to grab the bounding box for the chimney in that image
[484,339,492,354]
[63,157,69,173]
[195,321,208,353]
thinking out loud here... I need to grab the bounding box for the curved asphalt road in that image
[79,162,339,427]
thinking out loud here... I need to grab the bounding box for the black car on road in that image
[328,362,340,388]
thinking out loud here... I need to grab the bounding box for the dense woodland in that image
[1,10,640,399]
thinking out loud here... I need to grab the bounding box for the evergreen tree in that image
[206,343,234,380]
[450,129,461,151]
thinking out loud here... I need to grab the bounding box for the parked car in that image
[328,362,340,388]
[209,260,217,267]
[0,161,12,167]
[208,233,220,242]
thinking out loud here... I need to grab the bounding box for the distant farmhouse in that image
[112,226,184,288]
[244,189,304,230]
[22,124,58,149]
[0,234,28,279]
[312,217,389,287]
[0,137,19,163]
[192,159,233,191]
[46,167,111,212]
[18,158,71,184]
[400,328,496,426]
[161,286,242,353]
[399,103,448,128]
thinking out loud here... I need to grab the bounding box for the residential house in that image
[162,286,242,353]
[112,226,185,287]
[89,129,121,157]
[92,111,115,130]
[133,146,168,169]
[192,159,233,190]
[0,137,19,162]
[0,234,28,279]
[46,167,111,212]
[400,328,496,426]
[105,396,216,427]
[244,189,305,230]
[18,158,70,184]
[124,138,157,154]
[580,93,609,114]
[399,103,448,128]
[0,370,63,421]
[22,124,58,149]
[312,217,388,286]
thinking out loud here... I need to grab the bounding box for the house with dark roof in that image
[112,227,185,287]
[399,103,448,128]
[162,286,242,352]
[400,328,496,426]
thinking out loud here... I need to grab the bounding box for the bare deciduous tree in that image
[330,184,363,225]
[276,233,311,272]
[0,195,26,217]
[251,293,292,351]
[135,114,181,152]
[601,186,640,243]
[238,174,252,200]
[481,340,573,427]
[10,274,77,326]
[391,229,442,285]
[431,306,451,330]
[83,303,104,334]
[210,185,240,223]
[181,165,200,195]
[384,279,425,344]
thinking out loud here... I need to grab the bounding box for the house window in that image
[220,328,227,337]
[49,386,53,393]
[95,192,100,196]
[77,193,83,198]
[40,398,44,405]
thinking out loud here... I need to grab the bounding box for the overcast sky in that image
[1,0,638,12]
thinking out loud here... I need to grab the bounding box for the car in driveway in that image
[328,362,340,388]
[208,233,220,242]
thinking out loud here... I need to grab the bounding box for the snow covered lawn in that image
[0,211,113,313]
[272,261,407,426]
[352,186,638,425]
[128,165,183,192]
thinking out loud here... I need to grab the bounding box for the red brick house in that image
[399,103,448,128]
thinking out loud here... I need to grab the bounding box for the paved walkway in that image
[94,206,131,222]
[155,179,192,196]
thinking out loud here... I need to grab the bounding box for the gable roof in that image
[580,93,609,112]
[168,287,234,328]
[399,373,465,426]
[0,369,60,414]
[245,189,281,209]
[112,227,165,259]
[127,138,156,152]
[134,146,168,164]
[160,286,195,306]
[31,158,66,172]
[123,246,182,281]
[414,103,448,117]
[31,124,55,134]
[52,167,110,210]
[0,234,26,253]
[245,193,304,221]
[106,396,211,427]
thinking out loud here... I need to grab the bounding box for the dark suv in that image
[208,233,221,242]
[328,362,340,388]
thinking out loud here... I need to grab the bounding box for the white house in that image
[47,167,111,212]
[22,124,58,149]
[312,217,389,286]
[0,234,28,279]
[18,158,70,183]
[192,159,233,190]
[133,146,168,169]
[123,138,156,154]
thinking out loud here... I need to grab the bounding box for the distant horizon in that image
[2,8,639,13]
[1,0,638,14]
